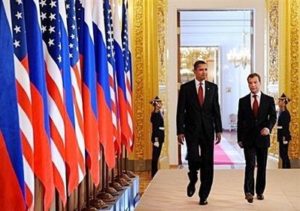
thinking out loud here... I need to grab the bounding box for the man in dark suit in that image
[176,60,222,206]
[150,96,165,177]
[237,73,276,203]
[277,93,291,168]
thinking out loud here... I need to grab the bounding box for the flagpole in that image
[85,167,90,209]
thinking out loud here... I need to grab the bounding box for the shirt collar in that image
[251,91,261,98]
[195,79,205,87]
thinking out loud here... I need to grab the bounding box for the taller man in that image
[177,60,222,206]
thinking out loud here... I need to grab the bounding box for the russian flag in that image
[112,0,131,152]
[76,0,100,186]
[0,1,26,209]
[93,0,116,169]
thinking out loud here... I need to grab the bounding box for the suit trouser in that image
[188,144,214,200]
[151,143,163,177]
[279,142,291,168]
[243,146,268,195]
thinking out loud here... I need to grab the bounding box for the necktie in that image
[253,94,258,117]
[198,83,204,106]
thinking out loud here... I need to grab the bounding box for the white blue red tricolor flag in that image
[76,0,100,186]
[93,0,116,169]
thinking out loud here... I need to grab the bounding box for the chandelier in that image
[227,47,250,69]
[227,27,251,69]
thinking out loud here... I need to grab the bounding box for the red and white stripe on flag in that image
[64,0,86,184]
[40,0,67,204]
[122,0,134,151]
[9,0,35,208]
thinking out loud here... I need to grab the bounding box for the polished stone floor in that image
[135,131,279,196]
[136,169,300,210]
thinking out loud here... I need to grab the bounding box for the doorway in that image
[178,10,253,166]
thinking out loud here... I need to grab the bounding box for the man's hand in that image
[260,128,270,136]
[153,141,159,147]
[215,132,222,144]
[238,141,244,148]
[177,134,185,145]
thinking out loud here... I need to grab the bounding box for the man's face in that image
[193,63,207,81]
[156,101,162,109]
[248,76,261,94]
[278,99,285,107]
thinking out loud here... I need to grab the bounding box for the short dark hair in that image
[247,73,261,82]
[193,60,207,70]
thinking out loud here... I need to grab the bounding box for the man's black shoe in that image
[186,183,195,197]
[199,199,208,205]
[245,193,253,203]
[257,194,264,200]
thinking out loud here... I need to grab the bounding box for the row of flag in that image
[0,0,133,210]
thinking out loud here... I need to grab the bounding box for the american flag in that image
[58,0,81,195]
[23,0,54,209]
[0,1,26,210]
[65,0,86,184]
[40,0,67,204]
[122,0,133,151]
[10,0,35,208]
[93,0,116,169]
[104,0,121,154]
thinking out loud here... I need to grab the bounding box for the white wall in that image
[167,0,265,165]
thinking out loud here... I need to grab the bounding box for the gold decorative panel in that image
[267,0,279,84]
[157,0,168,159]
[287,0,300,159]
[267,0,300,161]
[129,0,168,162]
[130,0,146,160]
[266,0,279,156]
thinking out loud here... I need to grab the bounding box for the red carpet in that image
[214,144,234,165]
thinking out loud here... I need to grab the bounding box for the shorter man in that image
[237,73,276,203]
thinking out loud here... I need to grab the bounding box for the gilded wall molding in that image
[130,0,146,160]
[288,0,300,159]
[267,0,300,160]
[130,0,167,161]
[267,0,279,84]
[266,0,279,155]
[157,0,168,159]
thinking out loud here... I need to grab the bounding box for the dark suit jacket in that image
[151,111,165,143]
[177,80,222,161]
[277,109,291,142]
[237,93,276,148]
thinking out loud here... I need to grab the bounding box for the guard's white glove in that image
[283,136,288,145]
[153,141,159,147]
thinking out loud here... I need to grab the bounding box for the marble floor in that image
[136,169,300,210]
[134,131,279,196]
